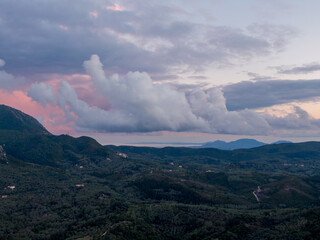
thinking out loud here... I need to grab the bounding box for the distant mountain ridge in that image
[198,138,292,150]
[0,104,50,134]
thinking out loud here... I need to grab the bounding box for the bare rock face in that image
[0,145,8,163]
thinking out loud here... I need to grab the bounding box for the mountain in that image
[0,104,50,134]
[272,140,292,144]
[0,104,115,167]
[197,138,293,150]
[200,138,266,150]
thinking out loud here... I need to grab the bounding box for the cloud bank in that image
[54,55,273,135]
[57,54,319,136]
[223,79,320,110]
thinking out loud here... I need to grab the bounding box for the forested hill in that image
[2,105,320,239]
[0,104,116,167]
[108,141,320,175]
[0,104,50,134]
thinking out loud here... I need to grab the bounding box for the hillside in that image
[0,105,115,167]
[0,105,50,134]
[1,105,320,239]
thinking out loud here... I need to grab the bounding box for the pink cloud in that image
[59,24,69,31]
[45,73,111,110]
[89,10,99,18]
[0,89,74,135]
[106,3,123,11]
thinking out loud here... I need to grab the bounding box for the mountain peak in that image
[0,105,50,134]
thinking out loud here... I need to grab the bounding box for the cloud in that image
[22,55,318,136]
[56,55,272,135]
[276,63,320,74]
[247,23,296,51]
[223,79,320,110]
[1,53,319,137]
[0,64,25,91]
[262,106,320,137]
[80,55,207,132]
[246,72,273,81]
[28,82,55,106]
[0,0,296,77]
[187,88,271,135]
[58,81,139,132]
[0,59,5,67]
[188,76,207,80]
[264,106,320,130]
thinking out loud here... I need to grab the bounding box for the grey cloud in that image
[187,88,271,135]
[0,64,25,91]
[246,72,273,81]
[28,83,55,106]
[151,75,180,81]
[277,63,320,74]
[188,76,207,80]
[167,82,210,93]
[247,23,296,51]
[223,79,320,110]
[0,59,5,67]
[264,106,320,132]
[0,0,296,78]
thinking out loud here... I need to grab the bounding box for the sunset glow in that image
[1,0,320,144]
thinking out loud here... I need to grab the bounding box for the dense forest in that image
[1,105,320,239]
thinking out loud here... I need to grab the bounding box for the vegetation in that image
[1,105,320,239]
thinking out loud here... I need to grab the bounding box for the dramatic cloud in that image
[59,55,206,132]
[187,88,271,135]
[28,83,55,106]
[276,63,320,74]
[55,55,272,135]
[10,54,319,136]
[223,79,320,110]
[0,0,295,78]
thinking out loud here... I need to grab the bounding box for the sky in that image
[1,0,320,146]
